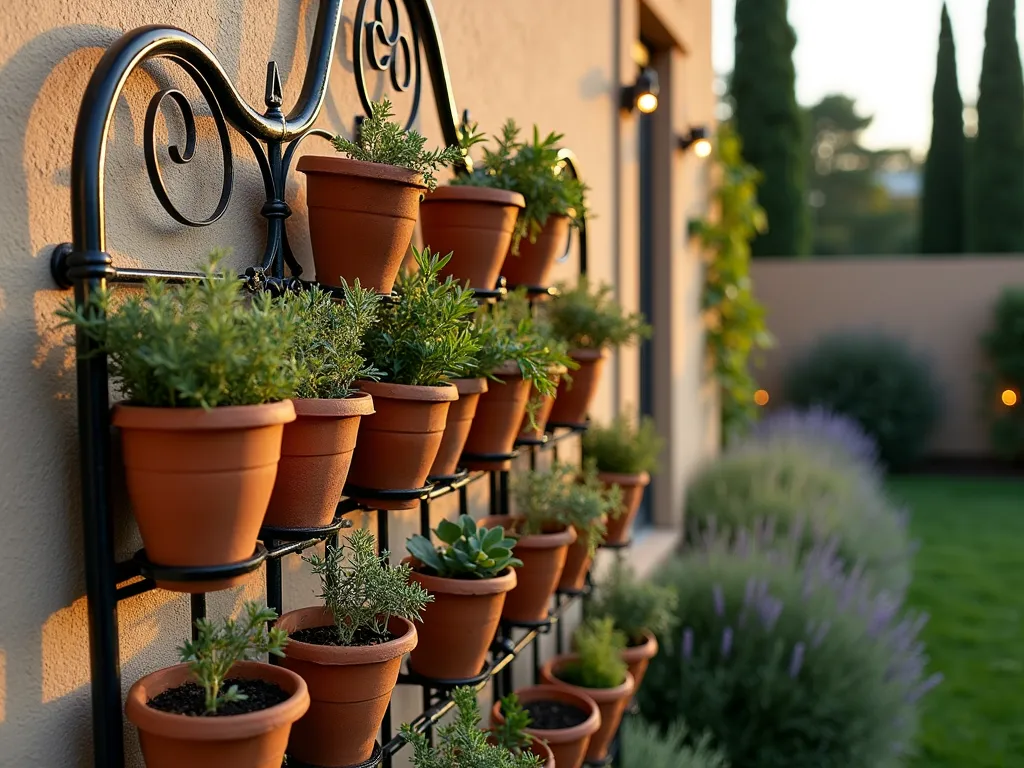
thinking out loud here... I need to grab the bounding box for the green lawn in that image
[888,476,1024,768]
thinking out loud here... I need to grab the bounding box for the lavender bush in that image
[640,525,939,768]
[685,441,911,593]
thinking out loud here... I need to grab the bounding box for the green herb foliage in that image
[363,247,479,386]
[280,281,381,399]
[693,126,774,438]
[57,252,298,408]
[587,560,678,643]
[332,99,462,192]
[512,464,622,554]
[493,693,535,753]
[453,120,588,252]
[178,601,288,714]
[406,515,522,580]
[558,617,629,690]
[304,528,431,646]
[582,413,664,475]
[619,719,730,768]
[545,276,650,350]
[403,686,543,768]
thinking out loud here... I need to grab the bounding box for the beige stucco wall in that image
[751,256,1024,457]
[0,1,713,764]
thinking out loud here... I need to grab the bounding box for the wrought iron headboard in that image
[48,2,591,766]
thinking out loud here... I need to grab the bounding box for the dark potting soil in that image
[147,678,288,717]
[290,624,394,647]
[521,700,590,730]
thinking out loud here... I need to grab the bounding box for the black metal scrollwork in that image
[353,0,422,129]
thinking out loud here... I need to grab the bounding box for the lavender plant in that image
[619,719,729,768]
[638,524,940,768]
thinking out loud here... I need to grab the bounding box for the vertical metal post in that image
[265,542,283,618]
[381,706,393,768]
[377,509,389,554]
[498,470,510,516]
[488,472,499,517]
[419,497,431,537]
[458,484,469,517]
[422,686,434,746]
[190,593,207,641]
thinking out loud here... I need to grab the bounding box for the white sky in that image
[713,0,1024,154]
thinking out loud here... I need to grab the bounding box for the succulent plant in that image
[406,515,522,580]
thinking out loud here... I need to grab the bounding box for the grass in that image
[888,476,1024,768]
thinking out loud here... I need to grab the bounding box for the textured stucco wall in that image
[0,1,713,764]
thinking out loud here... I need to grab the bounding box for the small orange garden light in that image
[754,389,770,406]
[1001,389,1018,407]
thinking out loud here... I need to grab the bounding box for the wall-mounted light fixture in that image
[679,126,712,158]
[621,67,660,114]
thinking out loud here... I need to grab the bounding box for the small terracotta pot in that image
[540,655,635,762]
[600,471,651,545]
[547,349,607,427]
[429,377,488,479]
[297,155,427,294]
[517,366,566,441]
[490,685,600,768]
[622,629,659,690]
[557,526,596,593]
[348,381,458,509]
[463,363,532,470]
[113,400,295,593]
[277,608,417,767]
[485,731,556,768]
[125,660,309,768]
[480,516,575,623]
[501,215,571,288]
[420,186,526,290]
[265,394,375,530]
[406,560,516,681]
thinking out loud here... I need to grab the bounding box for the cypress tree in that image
[731,0,809,257]
[972,0,1024,253]
[921,4,966,254]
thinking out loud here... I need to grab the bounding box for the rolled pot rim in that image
[540,654,636,702]
[424,185,526,208]
[112,399,296,430]
[292,391,375,418]
[596,469,651,487]
[490,684,601,741]
[478,516,576,549]
[276,607,417,665]
[403,556,518,595]
[451,377,490,396]
[296,154,426,189]
[356,380,459,403]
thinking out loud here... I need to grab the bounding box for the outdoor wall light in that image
[1002,389,1018,407]
[621,67,660,113]
[754,389,770,406]
[680,126,712,157]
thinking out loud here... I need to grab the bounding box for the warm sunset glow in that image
[1002,389,1018,407]
[693,138,713,158]
[754,389,770,406]
[637,91,659,114]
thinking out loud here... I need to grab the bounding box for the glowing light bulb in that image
[1002,389,1018,407]
[693,138,713,158]
[637,92,659,114]
[754,389,770,406]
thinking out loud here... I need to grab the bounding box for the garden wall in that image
[751,256,1024,457]
[0,0,714,764]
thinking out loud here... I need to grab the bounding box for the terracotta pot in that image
[501,215,571,288]
[406,559,516,681]
[264,394,375,530]
[277,608,417,767]
[348,381,458,509]
[125,660,309,768]
[486,731,556,768]
[113,400,295,593]
[420,186,526,290]
[463,363,532,470]
[622,629,659,690]
[429,378,488,479]
[540,655,635,762]
[517,367,566,441]
[480,516,575,623]
[599,471,651,545]
[557,526,596,593]
[297,155,426,294]
[547,349,607,427]
[490,685,600,768]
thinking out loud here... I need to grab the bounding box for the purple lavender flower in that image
[788,641,806,678]
[721,626,734,658]
[713,584,726,618]
[682,627,694,660]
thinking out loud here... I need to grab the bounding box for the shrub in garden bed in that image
[618,719,728,768]
[639,526,940,768]
[783,330,941,469]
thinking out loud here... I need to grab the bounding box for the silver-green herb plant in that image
[545,276,651,351]
[304,528,431,646]
[178,601,289,715]
[362,247,479,386]
[332,99,462,191]
[587,560,678,644]
[406,515,522,580]
[619,719,729,768]
[559,617,629,689]
[57,252,300,408]
[492,693,536,753]
[582,413,664,475]
[281,281,382,399]
[402,686,543,768]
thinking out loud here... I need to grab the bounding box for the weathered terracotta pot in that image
[540,655,635,763]
[348,381,457,509]
[420,186,525,290]
[297,155,426,293]
[406,559,516,681]
[463,363,532,470]
[600,470,651,545]
[265,394,375,530]
[429,377,488,479]
[622,629,659,690]
[501,214,571,288]
[486,731,556,768]
[556,525,598,593]
[113,400,295,593]
[490,685,600,768]
[277,608,417,767]
[517,366,566,441]
[480,516,575,623]
[547,349,607,427]
[125,660,309,768]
